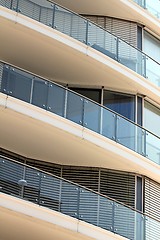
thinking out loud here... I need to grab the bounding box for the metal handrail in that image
[0,154,160,224]
[0,0,160,85]
[1,59,159,141]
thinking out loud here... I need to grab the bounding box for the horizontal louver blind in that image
[62,167,99,192]
[26,159,61,177]
[144,177,160,221]
[100,170,135,207]
[83,15,137,47]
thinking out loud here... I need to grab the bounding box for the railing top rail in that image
[1,154,160,223]
[45,0,160,65]
[1,59,160,140]
[1,0,159,65]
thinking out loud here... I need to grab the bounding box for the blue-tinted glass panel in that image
[32,78,48,109]
[102,108,116,140]
[66,91,83,125]
[7,67,32,102]
[47,84,65,116]
[103,91,135,121]
[84,100,101,133]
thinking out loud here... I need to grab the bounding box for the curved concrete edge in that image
[0,193,128,240]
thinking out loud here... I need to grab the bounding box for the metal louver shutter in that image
[62,167,99,192]
[100,170,135,207]
[0,63,3,91]
[144,177,160,221]
[0,158,23,197]
[26,159,61,177]
[83,15,137,48]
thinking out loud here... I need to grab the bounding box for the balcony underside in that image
[0,93,160,183]
[52,0,160,37]
[0,7,160,106]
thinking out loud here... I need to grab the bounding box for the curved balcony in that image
[0,156,160,240]
[0,62,160,165]
[0,0,160,88]
[133,0,160,19]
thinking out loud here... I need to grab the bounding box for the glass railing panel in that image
[98,195,114,232]
[102,108,116,141]
[79,188,98,226]
[118,39,145,76]
[146,0,160,19]
[145,56,160,87]
[145,216,160,240]
[145,131,160,164]
[39,173,60,211]
[23,166,41,204]
[84,99,101,133]
[114,203,135,239]
[88,22,117,60]
[32,77,48,110]
[116,116,137,152]
[60,180,80,218]
[133,0,145,7]
[47,84,65,116]
[0,0,13,8]
[135,212,145,240]
[38,1,54,27]
[0,158,24,197]
[17,0,40,21]
[66,91,83,125]
[54,5,87,44]
[1,65,32,103]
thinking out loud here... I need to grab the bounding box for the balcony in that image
[0,156,160,240]
[133,0,160,19]
[0,62,160,165]
[0,0,160,88]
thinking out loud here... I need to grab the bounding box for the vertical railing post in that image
[59,179,62,212]
[16,0,20,12]
[111,201,115,233]
[85,20,89,46]
[116,37,119,62]
[52,4,56,29]
[64,86,68,118]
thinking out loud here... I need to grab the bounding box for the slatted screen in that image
[82,15,138,48]
[144,177,160,221]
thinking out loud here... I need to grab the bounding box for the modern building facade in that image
[0,0,160,239]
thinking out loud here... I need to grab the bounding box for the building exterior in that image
[0,0,160,239]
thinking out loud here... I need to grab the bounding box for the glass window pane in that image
[47,84,65,116]
[103,91,135,121]
[66,91,83,125]
[32,78,48,109]
[70,88,101,104]
[144,101,160,136]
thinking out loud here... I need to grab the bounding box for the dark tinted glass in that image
[32,78,48,109]
[70,88,101,104]
[103,91,135,121]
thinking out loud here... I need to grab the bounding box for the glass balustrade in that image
[133,0,160,19]
[0,0,160,87]
[0,62,160,165]
[0,156,160,240]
